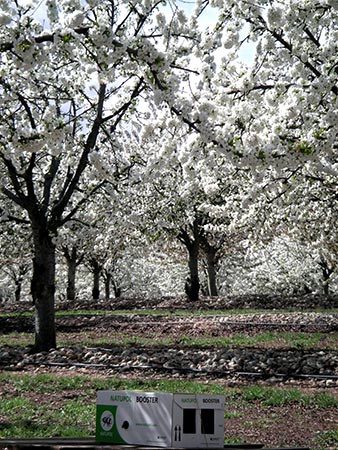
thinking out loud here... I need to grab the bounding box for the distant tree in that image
[88,257,102,301]
[0,219,32,303]
[61,245,84,301]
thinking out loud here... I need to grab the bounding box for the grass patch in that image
[175,332,338,349]
[1,397,37,415]
[316,429,338,448]
[0,372,109,394]
[240,385,338,407]
[223,435,244,444]
[0,373,225,396]
[224,410,243,419]
[1,330,337,350]
[247,330,338,350]
[1,373,337,440]
[1,308,338,318]
[0,401,95,438]
[0,333,33,347]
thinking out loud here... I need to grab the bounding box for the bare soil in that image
[224,402,338,449]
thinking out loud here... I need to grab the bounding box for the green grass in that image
[1,307,338,318]
[240,385,338,407]
[223,435,244,444]
[0,333,33,347]
[0,372,226,395]
[256,331,337,349]
[0,396,94,438]
[172,331,338,349]
[1,330,337,350]
[1,373,337,440]
[316,429,338,449]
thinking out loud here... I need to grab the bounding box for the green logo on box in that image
[96,405,126,443]
[100,410,114,431]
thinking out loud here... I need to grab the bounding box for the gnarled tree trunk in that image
[200,233,225,297]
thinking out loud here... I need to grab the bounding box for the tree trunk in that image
[112,279,122,298]
[1,83,107,353]
[185,239,200,302]
[205,248,218,297]
[67,262,76,301]
[104,271,111,300]
[14,281,21,303]
[179,218,202,302]
[66,247,78,301]
[322,264,332,298]
[31,227,56,352]
[14,265,29,303]
[319,254,334,298]
[92,260,101,301]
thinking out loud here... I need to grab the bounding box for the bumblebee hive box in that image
[96,390,225,448]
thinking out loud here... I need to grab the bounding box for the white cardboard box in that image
[96,390,225,448]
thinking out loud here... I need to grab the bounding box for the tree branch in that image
[58,180,106,227]
[23,153,37,208]
[0,26,90,53]
[51,83,107,224]
[1,186,26,208]
[1,154,27,208]
[16,92,37,130]
[42,156,61,215]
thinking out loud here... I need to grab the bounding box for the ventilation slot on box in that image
[183,409,196,434]
[201,409,214,434]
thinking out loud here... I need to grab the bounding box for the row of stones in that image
[1,345,337,377]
